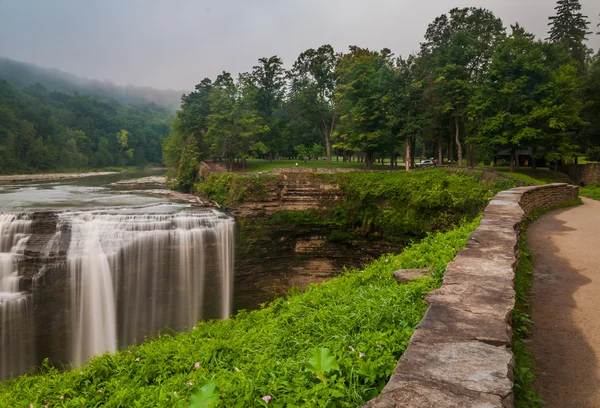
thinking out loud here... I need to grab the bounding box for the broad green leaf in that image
[307,347,339,383]
[188,382,221,408]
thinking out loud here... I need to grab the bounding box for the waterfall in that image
[0,214,34,380]
[58,206,235,365]
[0,206,235,376]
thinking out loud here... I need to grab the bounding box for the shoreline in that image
[0,171,119,184]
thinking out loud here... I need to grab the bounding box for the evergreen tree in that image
[547,0,591,65]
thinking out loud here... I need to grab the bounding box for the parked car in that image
[415,159,435,168]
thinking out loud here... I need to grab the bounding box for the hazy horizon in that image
[1,0,599,91]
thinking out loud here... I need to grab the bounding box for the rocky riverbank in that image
[0,171,119,184]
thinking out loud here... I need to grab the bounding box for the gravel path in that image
[527,198,600,407]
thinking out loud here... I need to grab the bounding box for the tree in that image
[247,56,287,161]
[334,47,395,169]
[116,129,133,165]
[205,72,266,170]
[289,45,338,163]
[421,7,505,167]
[547,0,592,66]
[478,26,586,171]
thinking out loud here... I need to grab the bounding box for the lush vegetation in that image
[0,220,479,407]
[580,183,600,200]
[164,1,600,190]
[489,168,572,185]
[198,169,515,242]
[0,79,173,174]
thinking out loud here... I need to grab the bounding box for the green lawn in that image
[580,184,600,200]
[480,167,572,185]
[240,159,400,173]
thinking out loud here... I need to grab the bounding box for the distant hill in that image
[0,57,183,111]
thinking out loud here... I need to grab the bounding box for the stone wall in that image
[558,163,600,186]
[362,183,579,408]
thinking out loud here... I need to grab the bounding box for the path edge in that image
[361,183,579,408]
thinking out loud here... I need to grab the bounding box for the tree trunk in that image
[510,147,515,172]
[531,146,537,171]
[405,135,411,172]
[410,137,416,169]
[455,117,462,167]
[438,137,443,167]
[515,150,520,168]
[268,151,273,163]
[449,132,454,165]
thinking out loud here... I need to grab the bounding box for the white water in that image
[0,205,235,376]
[56,206,235,365]
[0,214,34,379]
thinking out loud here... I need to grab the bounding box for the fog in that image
[0,0,599,90]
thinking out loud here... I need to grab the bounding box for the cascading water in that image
[0,214,34,380]
[0,205,235,377]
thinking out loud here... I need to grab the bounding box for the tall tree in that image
[421,7,505,167]
[334,47,394,169]
[478,25,586,171]
[289,45,338,163]
[248,56,287,161]
[547,0,592,66]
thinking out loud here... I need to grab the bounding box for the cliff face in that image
[224,171,348,219]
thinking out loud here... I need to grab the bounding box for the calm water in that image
[0,169,168,212]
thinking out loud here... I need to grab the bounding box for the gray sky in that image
[1,0,599,91]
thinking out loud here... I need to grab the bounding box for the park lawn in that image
[580,184,600,200]
[240,159,400,173]
[484,167,571,185]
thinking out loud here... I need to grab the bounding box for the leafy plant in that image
[307,348,339,383]
[187,382,220,408]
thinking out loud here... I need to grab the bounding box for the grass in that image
[580,184,600,200]
[0,220,480,407]
[480,167,572,186]
[240,159,398,173]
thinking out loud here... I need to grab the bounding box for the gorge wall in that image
[363,183,579,408]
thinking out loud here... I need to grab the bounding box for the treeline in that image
[0,79,172,174]
[166,0,600,190]
[0,57,183,112]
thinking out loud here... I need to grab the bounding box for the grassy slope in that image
[580,184,600,200]
[484,167,571,186]
[0,222,480,408]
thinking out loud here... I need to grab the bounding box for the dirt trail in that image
[527,198,600,407]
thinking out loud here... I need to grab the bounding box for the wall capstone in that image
[361,183,579,408]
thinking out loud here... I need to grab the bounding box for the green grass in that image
[512,231,543,408]
[0,221,480,408]
[241,159,398,173]
[580,184,600,200]
[481,167,572,186]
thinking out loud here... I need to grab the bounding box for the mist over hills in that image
[0,57,183,111]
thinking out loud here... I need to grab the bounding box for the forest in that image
[0,79,172,173]
[164,1,600,190]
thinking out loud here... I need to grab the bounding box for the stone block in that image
[384,341,514,397]
[393,268,430,284]
[362,379,505,408]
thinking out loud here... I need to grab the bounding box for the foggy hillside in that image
[0,57,183,111]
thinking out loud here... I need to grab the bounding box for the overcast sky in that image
[1,0,599,91]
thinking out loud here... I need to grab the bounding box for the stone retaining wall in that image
[558,163,600,186]
[362,183,579,408]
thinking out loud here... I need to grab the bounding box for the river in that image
[0,170,381,380]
